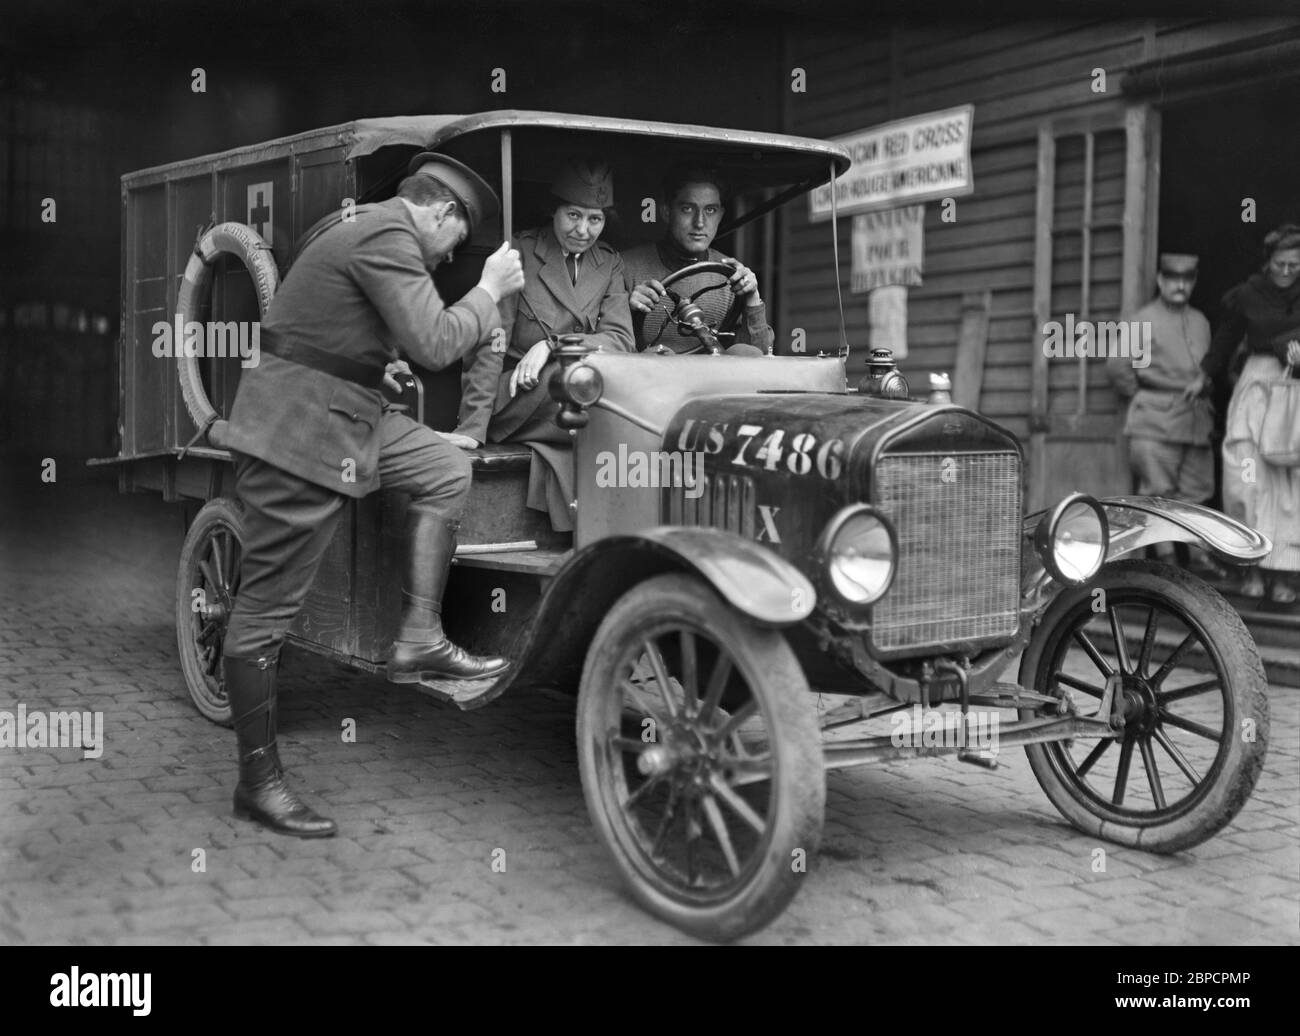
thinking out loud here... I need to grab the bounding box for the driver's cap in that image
[407,152,500,237]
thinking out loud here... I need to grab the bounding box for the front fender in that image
[1022,495,1272,594]
[499,527,816,696]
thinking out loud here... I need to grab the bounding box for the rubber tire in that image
[577,572,825,942]
[175,222,278,429]
[176,496,245,726]
[1020,560,1269,853]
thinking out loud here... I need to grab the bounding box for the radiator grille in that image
[666,472,756,538]
[871,451,1021,653]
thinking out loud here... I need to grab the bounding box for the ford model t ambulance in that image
[100,110,1272,941]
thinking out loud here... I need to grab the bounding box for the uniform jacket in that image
[455,225,634,443]
[1107,298,1214,444]
[222,198,501,498]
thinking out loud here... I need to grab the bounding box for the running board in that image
[455,540,538,554]
[411,671,509,711]
[451,547,569,575]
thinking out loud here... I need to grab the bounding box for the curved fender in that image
[1022,495,1272,594]
[490,527,816,700]
[627,527,817,625]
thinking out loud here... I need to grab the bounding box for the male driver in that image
[1106,252,1226,578]
[622,167,773,354]
[218,154,525,837]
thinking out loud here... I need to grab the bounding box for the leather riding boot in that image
[225,653,337,838]
[386,510,510,684]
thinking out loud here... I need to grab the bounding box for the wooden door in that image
[1029,105,1158,511]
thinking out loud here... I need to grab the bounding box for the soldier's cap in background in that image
[1158,252,1199,277]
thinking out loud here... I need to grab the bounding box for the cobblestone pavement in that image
[1,460,1296,945]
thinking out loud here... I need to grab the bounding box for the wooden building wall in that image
[779,18,1299,444]
[1,90,122,459]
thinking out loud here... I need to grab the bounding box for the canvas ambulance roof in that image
[123,109,850,195]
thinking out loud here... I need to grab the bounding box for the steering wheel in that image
[648,261,746,353]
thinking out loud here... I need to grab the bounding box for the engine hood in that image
[666,393,1021,499]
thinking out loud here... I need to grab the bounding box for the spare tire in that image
[175,222,279,429]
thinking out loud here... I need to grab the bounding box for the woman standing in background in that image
[1187,224,1300,603]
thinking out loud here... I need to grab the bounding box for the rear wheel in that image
[577,573,824,942]
[1021,560,1268,852]
[176,497,244,725]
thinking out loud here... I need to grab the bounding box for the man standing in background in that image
[1107,252,1227,579]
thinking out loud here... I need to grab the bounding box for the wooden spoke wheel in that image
[577,573,824,942]
[1021,560,1268,852]
[176,497,244,725]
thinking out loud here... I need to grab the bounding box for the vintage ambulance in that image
[100,111,1272,941]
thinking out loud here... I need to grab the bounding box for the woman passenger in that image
[455,160,634,532]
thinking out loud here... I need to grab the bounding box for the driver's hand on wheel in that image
[722,258,761,304]
[630,279,667,314]
[508,340,553,398]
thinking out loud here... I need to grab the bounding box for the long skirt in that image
[1222,353,1300,571]
[487,362,575,533]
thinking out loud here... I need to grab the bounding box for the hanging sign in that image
[811,105,973,221]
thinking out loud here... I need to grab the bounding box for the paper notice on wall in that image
[852,205,924,293]
[869,284,908,358]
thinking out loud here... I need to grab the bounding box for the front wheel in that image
[577,573,824,942]
[1021,560,1268,853]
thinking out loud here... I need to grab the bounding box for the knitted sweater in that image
[621,241,774,354]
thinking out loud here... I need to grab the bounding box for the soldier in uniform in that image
[219,154,525,837]
[1107,252,1226,578]
[455,160,634,531]
[623,166,772,355]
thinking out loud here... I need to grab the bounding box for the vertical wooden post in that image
[1121,105,1150,317]
[761,189,776,336]
[1029,124,1056,512]
[952,290,992,410]
[1120,104,1154,488]
[1079,131,1095,417]
[500,128,513,243]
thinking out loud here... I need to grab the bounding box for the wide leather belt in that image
[261,335,387,390]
